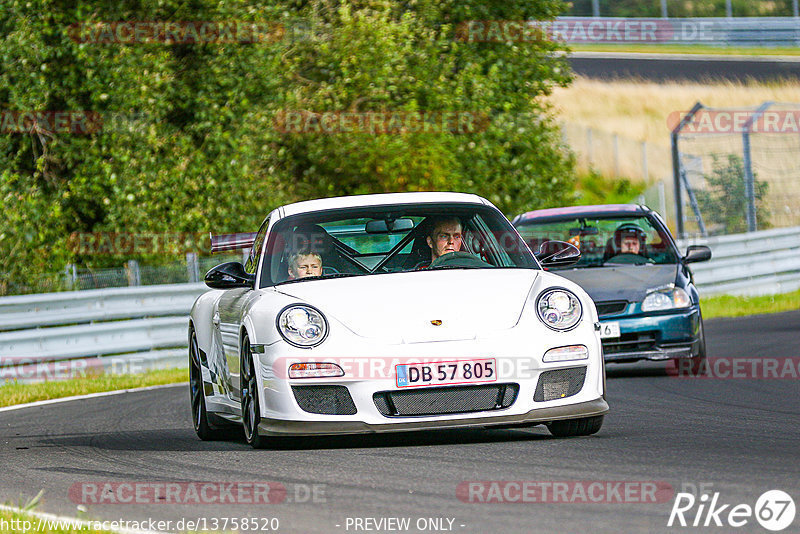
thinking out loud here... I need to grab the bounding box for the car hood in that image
[274,269,539,343]
[552,264,678,303]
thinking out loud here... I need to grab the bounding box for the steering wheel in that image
[605,253,655,265]
[429,251,492,269]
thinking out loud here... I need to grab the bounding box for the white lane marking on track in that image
[0,503,169,534]
[0,382,187,414]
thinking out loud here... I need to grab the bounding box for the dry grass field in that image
[549,76,800,147]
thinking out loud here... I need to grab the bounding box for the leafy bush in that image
[574,169,645,205]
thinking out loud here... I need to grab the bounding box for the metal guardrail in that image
[0,283,206,331]
[678,226,800,296]
[0,283,207,382]
[2,227,799,382]
[554,17,800,47]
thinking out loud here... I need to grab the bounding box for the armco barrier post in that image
[187,253,200,283]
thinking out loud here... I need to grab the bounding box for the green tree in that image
[1,0,576,293]
[695,153,769,235]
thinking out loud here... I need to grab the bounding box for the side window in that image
[245,217,270,273]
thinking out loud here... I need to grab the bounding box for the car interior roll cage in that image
[518,214,679,268]
[314,213,490,274]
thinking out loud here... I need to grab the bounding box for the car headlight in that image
[277,305,328,347]
[641,285,691,312]
[537,288,583,331]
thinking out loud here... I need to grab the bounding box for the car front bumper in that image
[257,398,609,436]
[600,306,702,363]
[245,313,608,436]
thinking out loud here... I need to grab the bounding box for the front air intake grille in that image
[534,367,587,402]
[595,300,628,317]
[292,385,357,415]
[602,332,657,355]
[373,383,519,417]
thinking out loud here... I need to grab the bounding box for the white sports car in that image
[189,192,608,447]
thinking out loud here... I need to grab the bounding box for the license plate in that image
[395,358,496,388]
[599,321,621,339]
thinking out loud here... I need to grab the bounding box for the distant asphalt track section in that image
[1,310,799,533]
[569,51,800,81]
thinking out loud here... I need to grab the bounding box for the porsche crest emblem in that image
[430,319,443,326]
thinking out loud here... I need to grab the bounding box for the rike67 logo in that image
[668,489,796,531]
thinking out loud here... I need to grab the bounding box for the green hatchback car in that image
[513,204,712,371]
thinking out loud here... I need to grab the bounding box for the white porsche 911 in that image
[189,192,608,447]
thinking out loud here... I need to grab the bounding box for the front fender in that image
[190,289,225,355]
[241,289,317,347]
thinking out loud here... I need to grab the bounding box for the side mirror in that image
[684,245,712,264]
[536,241,581,268]
[204,261,255,289]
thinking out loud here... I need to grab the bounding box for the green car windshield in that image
[515,215,678,268]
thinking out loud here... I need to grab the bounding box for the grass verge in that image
[701,288,800,319]
[0,367,187,409]
[569,44,800,56]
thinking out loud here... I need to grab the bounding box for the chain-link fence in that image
[563,122,673,184]
[672,102,800,237]
[1,253,244,296]
[562,121,676,227]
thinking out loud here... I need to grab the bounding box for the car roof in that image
[513,204,650,224]
[279,192,490,218]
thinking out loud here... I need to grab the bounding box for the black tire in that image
[670,314,708,377]
[241,334,269,449]
[189,329,230,440]
[547,415,604,437]
[688,314,708,374]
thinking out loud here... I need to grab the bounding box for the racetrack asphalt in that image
[569,51,800,81]
[1,310,798,533]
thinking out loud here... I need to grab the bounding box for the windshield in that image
[259,203,538,287]
[515,215,678,268]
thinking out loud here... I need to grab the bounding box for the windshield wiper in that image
[275,273,360,286]
[427,265,487,270]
